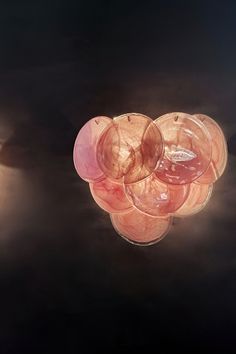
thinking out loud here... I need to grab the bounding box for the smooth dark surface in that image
[0,1,235,353]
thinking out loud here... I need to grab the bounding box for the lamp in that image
[73,112,228,246]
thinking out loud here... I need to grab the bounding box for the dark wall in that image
[0,1,235,353]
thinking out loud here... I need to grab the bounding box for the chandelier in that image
[73,112,228,246]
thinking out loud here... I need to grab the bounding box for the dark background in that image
[0,0,235,353]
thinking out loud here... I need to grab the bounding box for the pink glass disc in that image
[89,177,132,213]
[125,174,190,217]
[97,113,163,184]
[154,112,212,185]
[193,114,228,184]
[73,116,112,182]
[174,182,213,217]
[110,207,172,245]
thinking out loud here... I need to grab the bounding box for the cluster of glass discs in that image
[73,112,228,246]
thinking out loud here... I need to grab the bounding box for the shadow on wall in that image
[0,100,76,168]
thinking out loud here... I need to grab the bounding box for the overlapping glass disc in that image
[97,113,163,184]
[73,112,228,246]
[154,112,212,185]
